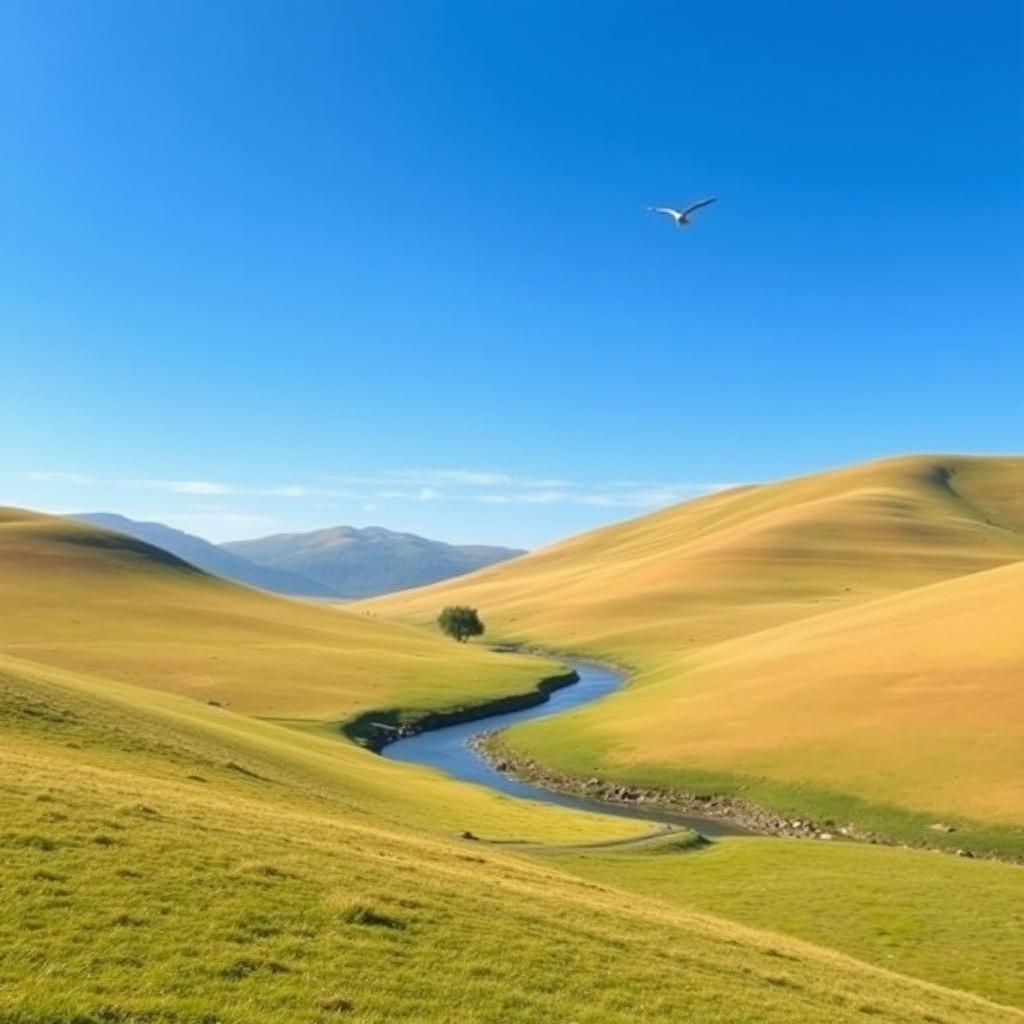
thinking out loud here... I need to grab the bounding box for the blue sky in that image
[2,1,1021,547]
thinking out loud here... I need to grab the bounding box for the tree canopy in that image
[437,605,485,643]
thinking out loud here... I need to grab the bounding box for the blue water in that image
[381,660,747,838]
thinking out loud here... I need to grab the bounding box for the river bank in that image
[474,730,1023,862]
[359,654,1017,861]
[343,668,580,752]
[473,730,848,841]
[375,660,746,837]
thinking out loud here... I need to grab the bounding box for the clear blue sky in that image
[2,1,1021,546]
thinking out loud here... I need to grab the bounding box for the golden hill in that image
[366,455,1024,834]
[587,560,1024,823]
[0,506,564,723]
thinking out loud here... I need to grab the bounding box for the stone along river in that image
[381,660,747,838]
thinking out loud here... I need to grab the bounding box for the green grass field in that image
[4,652,1023,1023]
[4,501,1024,1021]
[547,837,1024,1010]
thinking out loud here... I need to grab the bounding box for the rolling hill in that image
[71,512,338,596]
[0,507,553,724]
[3,502,1023,1022]
[224,524,524,598]
[365,454,1024,848]
[9,653,1019,1024]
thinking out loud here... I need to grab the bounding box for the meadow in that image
[3,649,1022,1024]
[547,836,1024,1010]
[3,497,1024,1021]
[0,507,566,724]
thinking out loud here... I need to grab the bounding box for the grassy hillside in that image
[551,838,1024,1011]
[0,507,558,724]
[6,506,1020,1021]
[0,505,648,846]
[584,560,1024,823]
[71,512,338,596]
[365,455,1024,844]
[4,653,1022,1024]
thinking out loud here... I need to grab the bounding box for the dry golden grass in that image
[6,507,1020,1021]
[596,560,1024,823]
[0,507,564,723]
[366,455,1024,829]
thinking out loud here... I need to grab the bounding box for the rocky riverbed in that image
[473,730,1004,859]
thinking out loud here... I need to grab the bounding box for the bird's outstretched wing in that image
[648,206,681,219]
[681,197,718,217]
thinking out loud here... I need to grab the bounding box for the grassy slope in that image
[593,560,1024,822]
[3,654,1021,1024]
[365,456,1024,844]
[0,507,564,724]
[4,502,1023,1019]
[550,839,1024,1011]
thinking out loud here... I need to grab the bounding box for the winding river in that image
[382,660,747,838]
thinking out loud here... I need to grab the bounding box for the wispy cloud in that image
[473,482,735,509]
[119,479,235,495]
[23,469,739,512]
[391,469,513,487]
[26,471,96,484]
[322,469,572,490]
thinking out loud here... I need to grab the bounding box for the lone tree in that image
[438,605,485,643]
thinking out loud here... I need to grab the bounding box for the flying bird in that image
[648,197,718,227]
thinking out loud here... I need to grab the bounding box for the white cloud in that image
[22,467,740,515]
[120,479,236,495]
[391,469,512,486]
[322,469,571,490]
[26,471,96,484]
[472,482,737,509]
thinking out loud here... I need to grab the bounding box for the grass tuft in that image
[338,901,407,930]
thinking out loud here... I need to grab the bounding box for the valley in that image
[366,455,1024,857]
[3,455,1023,1022]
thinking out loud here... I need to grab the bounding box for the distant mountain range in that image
[70,514,523,599]
[71,513,338,596]
[224,526,525,598]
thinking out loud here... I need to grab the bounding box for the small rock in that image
[818,832,833,841]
